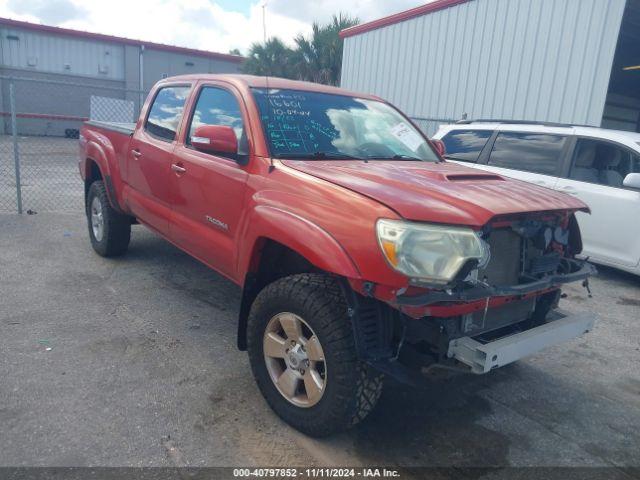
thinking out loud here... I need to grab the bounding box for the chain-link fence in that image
[0,76,455,215]
[0,75,145,214]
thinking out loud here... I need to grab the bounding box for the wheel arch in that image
[82,154,126,214]
[83,158,103,199]
[236,207,361,351]
[81,133,128,213]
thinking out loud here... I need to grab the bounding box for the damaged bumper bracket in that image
[396,259,596,307]
[447,309,597,374]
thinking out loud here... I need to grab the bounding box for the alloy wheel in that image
[263,312,327,408]
[90,195,104,242]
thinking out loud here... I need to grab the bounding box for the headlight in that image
[376,219,489,285]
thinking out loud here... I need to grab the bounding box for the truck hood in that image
[281,160,588,227]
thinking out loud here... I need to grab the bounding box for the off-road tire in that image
[247,273,383,437]
[86,180,131,257]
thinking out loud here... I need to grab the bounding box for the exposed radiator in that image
[479,229,521,285]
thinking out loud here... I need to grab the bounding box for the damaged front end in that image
[346,212,597,383]
[396,212,596,311]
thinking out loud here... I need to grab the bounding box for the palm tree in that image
[293,14,359,85]
[241,14,359,85]
[242,38,296,79]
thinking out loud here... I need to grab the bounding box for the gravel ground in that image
[1,212,639,475]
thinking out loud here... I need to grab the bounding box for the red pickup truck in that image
[79,74,596,436]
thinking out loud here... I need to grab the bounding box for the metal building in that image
[340,0,640,135]
[0,17,243,135]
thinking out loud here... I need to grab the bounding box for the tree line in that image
[238,14,359,86]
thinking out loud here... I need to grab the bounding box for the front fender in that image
[235,205,361,351]
[238,205,361,281]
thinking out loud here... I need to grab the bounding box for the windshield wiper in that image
[363,154,423,161]
[274,151,360,160]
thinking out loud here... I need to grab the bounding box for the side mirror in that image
[431,139,446,157]
[623,173,640,189]
[191,125,238,155]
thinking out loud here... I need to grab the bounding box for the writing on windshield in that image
[252,88,438,162]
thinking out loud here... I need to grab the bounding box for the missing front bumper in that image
[397,259,596,308]
[447,309,596,374]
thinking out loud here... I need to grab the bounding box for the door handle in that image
[171,163,186,174]
[132,149,142,158]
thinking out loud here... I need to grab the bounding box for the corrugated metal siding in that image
[341,0,627,129]
[0,26,125,80]
[410,117,454,136]
[142,49,241,91]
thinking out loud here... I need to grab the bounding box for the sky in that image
[0,0,427,55]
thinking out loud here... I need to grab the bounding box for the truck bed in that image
[84,120,136,136]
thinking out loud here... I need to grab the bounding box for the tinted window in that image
[442,129,493,163]
[188,87,244,143]
[488,132,566,175]
[252,88,438,161]
[145,86,190,141]
[569,138,639,188]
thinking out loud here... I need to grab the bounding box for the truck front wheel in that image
[86,181,131,257]
[247,274,383,437]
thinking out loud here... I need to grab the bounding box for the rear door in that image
[168,82,250,280]
[555,138,640,268]
[127,84,191,234]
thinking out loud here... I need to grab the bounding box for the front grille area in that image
[479,229,522,285]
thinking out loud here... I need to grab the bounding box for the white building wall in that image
[141,48,241,91]
[0,24,242,88]
[0,21,243,137]
[0,26,125,80]
[341,0,627,134]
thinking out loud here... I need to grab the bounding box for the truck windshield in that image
[252,88,438,162]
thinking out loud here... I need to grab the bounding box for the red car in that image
[79,75,596,436]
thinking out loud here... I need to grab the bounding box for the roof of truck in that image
[161,74,381,100]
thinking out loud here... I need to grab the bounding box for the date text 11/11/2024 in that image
[232,468,401,478]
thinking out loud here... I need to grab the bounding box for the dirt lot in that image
[1,212,639,475]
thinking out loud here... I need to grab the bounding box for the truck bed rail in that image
[84,120,135,136]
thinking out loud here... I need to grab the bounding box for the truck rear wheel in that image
[247,274,383,437]
[86,181,131,257]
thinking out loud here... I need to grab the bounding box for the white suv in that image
[433,122,640,276]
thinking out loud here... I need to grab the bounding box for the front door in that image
[555,138,640,268]
[169,84,250,280]
[127,85,191,235]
